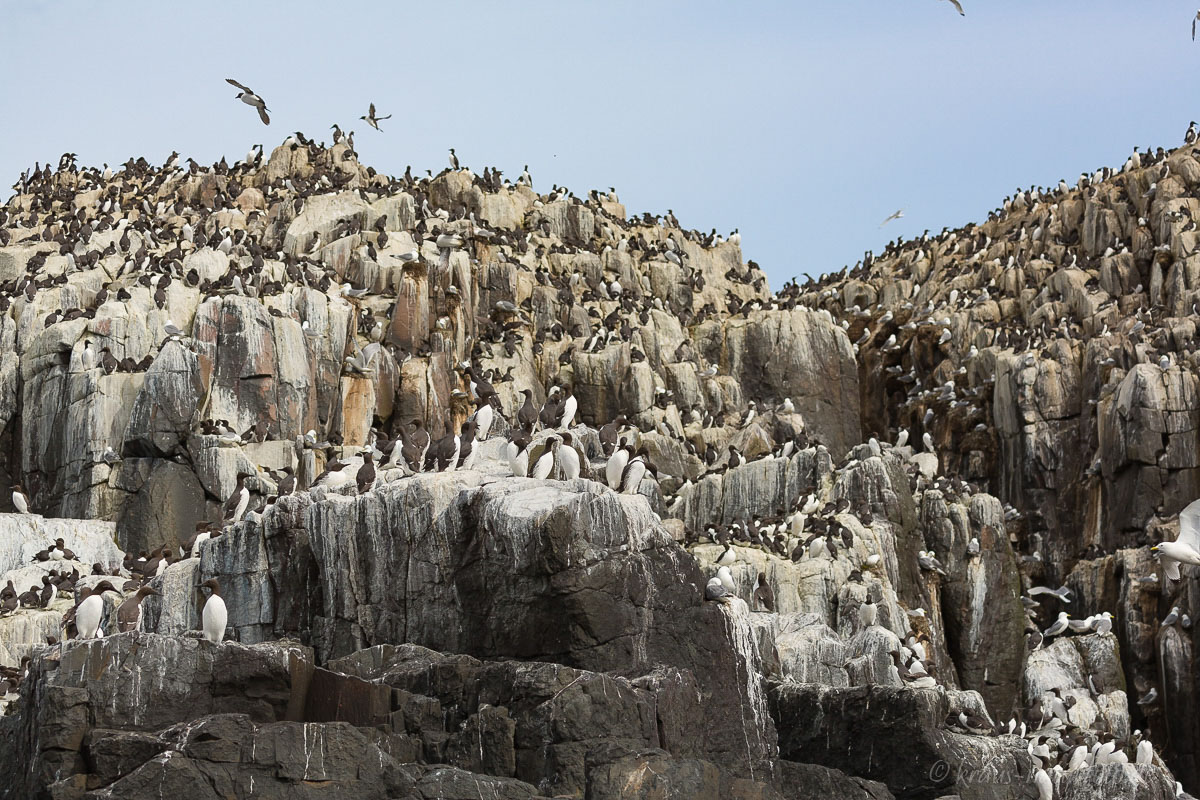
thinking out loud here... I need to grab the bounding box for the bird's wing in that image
[379,113,392,120]
[257,105,271,125]
[1178,497,1200,551]
[1162,557,1181,581]
[948,0,965,15]
[368,102,376,116]
[226,78,252,92]
[221,489,243,519]
[1194,14,1197,41]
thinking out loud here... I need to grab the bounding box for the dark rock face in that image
[195,474,778,779]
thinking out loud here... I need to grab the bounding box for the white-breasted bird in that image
[555,433,581,480]
[11,484,30,514]
[1153,497,1200,580]
[76,581,119,639]
[606,442,631,489]
[532,437,556,480]
[200,579,228,644]
[1044,611,1070,637]
[225,79,270,125]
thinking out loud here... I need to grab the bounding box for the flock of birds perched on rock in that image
[2,73,1200,798]
[0,75,776,703]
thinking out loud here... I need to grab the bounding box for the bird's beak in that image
[1150,545,1159,552]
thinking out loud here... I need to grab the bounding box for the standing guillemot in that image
[598,415,628,455]
[471,397,494,443]
[752,573,775,612]
[508,435,531,477]
[531,437,556,480]
[221,472,252,525]
[618,447,651,494]
[517,390,539,429]
[116,585,159,633]
[199,579,227,644]
[555,432,581,480]
[455,420,479,470]
[606,440,631,489]
[75,581,118,639]
[356,452,376,494]
[558,385,577,429]
[11,484,30,514]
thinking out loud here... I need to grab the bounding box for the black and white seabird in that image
[402,419,431,471]
[433,427,462,472]
[606,441,632,489]
[556,432,581,480]
[509,435,531,477]
[38,576,56,608]
[356,452,376,494]
[225,79,271,125]
[76,581,118,639]
[880,209,904,227]
[859,596,878,627]
[116,585,159,633]
[727,445,746,469]
[360,102,392,131]
[599,415,628,455]
[276,466,296,497]
[517,390,539,429]
[449,148,460,170]
[221,472,252,525]
[455,420,479,470]
[472,397,494,441]
[532,437,556,480]
[752,572,775,612]
[558,385,577,429]
[618,448,651,494]
[738,401,757,429]
[539,388,562,429]
[11,484,30,514]
[199,579,227,644]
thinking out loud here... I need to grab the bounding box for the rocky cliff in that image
[0,136,1193,799]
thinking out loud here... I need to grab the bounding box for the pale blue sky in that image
[3,1,1198,289]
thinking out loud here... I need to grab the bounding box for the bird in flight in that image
[1193,10,1199,40]
[943,0,964,15]
[360,103,391,132]
[225,79,270,125]
[880,209,904,228]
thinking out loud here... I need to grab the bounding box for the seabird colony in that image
[0,77,1196,790]
[755,117,1200,787]
[0,74,772,700]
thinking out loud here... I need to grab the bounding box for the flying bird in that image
[880,209,904,228]
[943,0,964,15]
[360,102,391,131]
[1153,496,1200,580]
[225,78,270,125]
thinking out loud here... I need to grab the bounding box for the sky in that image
[3,1,1199,291]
